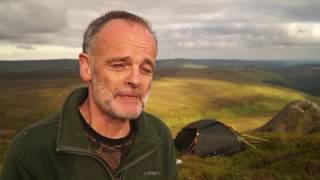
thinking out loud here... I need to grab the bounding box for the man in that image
[1,11,177,180]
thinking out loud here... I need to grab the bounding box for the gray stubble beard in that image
[91,77,150,121]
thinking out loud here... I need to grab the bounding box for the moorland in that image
[1,59,320,179]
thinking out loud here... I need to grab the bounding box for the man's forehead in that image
[96,19,155,43]
[92,19,157,56]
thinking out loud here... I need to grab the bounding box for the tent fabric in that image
[184,119,217,129]
[174,119,244,157]
[174,129,197,153]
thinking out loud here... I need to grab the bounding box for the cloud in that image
[0,0,68,38]
[16,44,35,50]
[0,0,320,60]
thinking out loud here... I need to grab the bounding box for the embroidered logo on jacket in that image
[143,171,160,176]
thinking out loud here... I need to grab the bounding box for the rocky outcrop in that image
[257,100,320,134]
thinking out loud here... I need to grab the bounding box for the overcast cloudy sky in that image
[1,0,320,60]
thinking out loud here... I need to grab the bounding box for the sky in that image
[1,0,320,60]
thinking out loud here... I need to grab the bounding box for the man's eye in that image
[141,66,153,75]
[111,63,126,69]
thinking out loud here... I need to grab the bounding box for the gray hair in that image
[82,10,157,54]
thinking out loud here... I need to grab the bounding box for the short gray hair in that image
[82,10,157,53]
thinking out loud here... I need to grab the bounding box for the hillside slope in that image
[1,59,320,179]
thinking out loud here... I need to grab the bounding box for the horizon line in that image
[0,58,320,62]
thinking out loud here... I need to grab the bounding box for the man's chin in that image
[112,111,141,120]
[111,104,143,120]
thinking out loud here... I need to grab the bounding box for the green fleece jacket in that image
[1,88,177,180]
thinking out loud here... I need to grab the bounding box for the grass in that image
[0,142,9,172]
[145,77,319,134]
[178,132,320,180]
[0,78,82,131]
[1,67,320,178]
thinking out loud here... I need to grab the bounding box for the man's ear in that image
[79,53,93,82]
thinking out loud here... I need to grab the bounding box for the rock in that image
[256,100,320,134]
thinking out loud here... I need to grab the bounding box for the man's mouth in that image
[116,92,142,103]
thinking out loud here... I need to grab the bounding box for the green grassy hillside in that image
[150,66,320,134]
[179,132,320,179]
[1,62,320,179]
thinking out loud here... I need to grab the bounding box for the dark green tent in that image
[174,119,245,157]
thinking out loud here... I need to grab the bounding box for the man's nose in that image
[125,66,142,88]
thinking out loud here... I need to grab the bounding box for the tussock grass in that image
[0,79,82,131]
[178,132,320,180]
[0,142,9,172]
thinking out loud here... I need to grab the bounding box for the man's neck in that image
[79,98,131,139]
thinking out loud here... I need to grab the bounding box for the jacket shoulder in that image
[141,112,172,137]
[142,111,168,127]
[10,112,60,152]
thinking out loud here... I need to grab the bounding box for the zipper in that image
[56,146,116,180]
[56,146,157,180]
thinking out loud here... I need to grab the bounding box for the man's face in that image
[84,20,157,120]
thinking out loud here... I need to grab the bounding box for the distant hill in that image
[156,59,320,96]
[155,59,287,70]
[1,59,319,73]
[0,59,78,73]
[0,59,79,79]
[156,59,320,70]
[1,59,320,96]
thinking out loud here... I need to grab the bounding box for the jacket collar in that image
[55,87,160,158]
[56,87,91,152]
